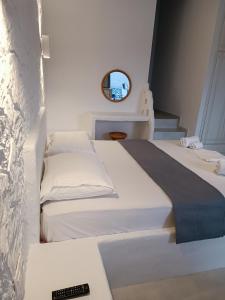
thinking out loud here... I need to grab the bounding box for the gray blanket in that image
[120,140,225,243]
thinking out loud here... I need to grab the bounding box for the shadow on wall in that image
[150,0,188,110]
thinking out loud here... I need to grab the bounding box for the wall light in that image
[41,35,50,59]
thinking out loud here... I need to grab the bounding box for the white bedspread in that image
[41,140,225,242]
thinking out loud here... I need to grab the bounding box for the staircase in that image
[154,110,187,140]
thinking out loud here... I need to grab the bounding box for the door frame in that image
[195,0,225,145]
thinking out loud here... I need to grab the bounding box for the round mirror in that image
[102,69,131,102]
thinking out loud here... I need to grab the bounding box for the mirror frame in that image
[101,69,132,103]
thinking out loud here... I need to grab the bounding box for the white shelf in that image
[80,87,154,140]
[89,112,150,122]
[82,111,151,139]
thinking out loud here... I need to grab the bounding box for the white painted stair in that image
[154,111,187,140]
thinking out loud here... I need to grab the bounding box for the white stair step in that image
[154,128,186,140]
[155,118,179,129]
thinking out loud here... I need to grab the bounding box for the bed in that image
[41,139,225,243]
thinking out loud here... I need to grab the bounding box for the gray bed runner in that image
[119,140,225,243]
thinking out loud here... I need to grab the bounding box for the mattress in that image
[41,140,225,242]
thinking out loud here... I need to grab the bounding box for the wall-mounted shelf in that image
[90,112,150,122]
[82,112,150,140]
[81,87,155,140]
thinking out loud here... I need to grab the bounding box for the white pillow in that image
[46,131,94,156]
[40,152,116,203]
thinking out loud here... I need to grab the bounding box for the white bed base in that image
[97,228,225,289]
[23,107,46,249]
[24,110,225,292]
[24,228,225,299]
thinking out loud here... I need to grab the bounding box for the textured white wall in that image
[42,0,156,132]
[0,1,42,299]
[152,0,220,135]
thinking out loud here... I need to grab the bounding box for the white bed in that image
[41,140,225,242]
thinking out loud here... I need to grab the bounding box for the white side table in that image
[24,239,112,300]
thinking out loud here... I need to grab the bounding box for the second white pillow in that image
[46,131,94,156]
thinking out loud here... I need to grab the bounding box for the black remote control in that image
[52,283,90,300]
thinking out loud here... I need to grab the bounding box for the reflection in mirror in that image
[102,70,131,102]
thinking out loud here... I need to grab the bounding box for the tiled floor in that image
[112,268,225,300]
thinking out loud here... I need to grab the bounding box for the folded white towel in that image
[216,159,225,176]
[197,149,224,162]
[189,141,203,150]
[180,136,200,148]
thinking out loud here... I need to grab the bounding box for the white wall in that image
[152,0,220,135]
[0,1,42,299]
[42,0,156,132]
